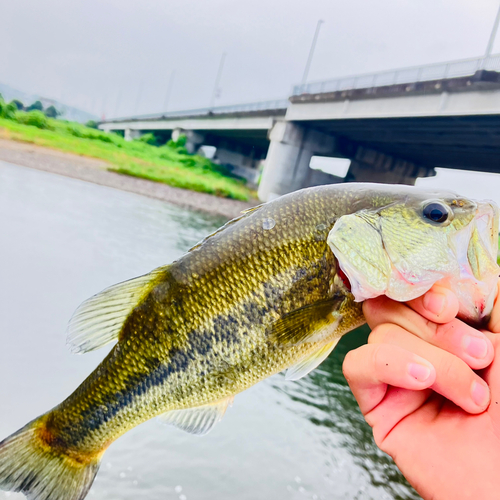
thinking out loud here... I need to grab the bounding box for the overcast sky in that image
[2,0,500,118]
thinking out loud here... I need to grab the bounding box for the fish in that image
[0,183,498,500]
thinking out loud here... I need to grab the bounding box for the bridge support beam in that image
[344,146,435,184]
[258,121,337,201]
[215,148,260,184]
[216,148,258,170]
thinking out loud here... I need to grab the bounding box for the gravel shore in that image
[0,138,258,219]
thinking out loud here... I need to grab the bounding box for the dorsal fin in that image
[66,269,165,354]
[158,397,234,435]
[240,203,264,214]
[188,205,263,252]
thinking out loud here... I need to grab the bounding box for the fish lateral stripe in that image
[51,247,342,444]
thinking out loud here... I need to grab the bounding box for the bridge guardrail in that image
[293,53,500,95]
[105,54,500,124]
[110,99,290,123]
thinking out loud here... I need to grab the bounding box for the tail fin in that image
[0,420,100,500]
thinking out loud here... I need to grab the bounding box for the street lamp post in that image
[210,53,227,110]
[163,71,176,113]
[482,2,500,68]
[301,19,325,92]
[134,80,144,115]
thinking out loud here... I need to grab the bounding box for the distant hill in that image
[0,83,98,124]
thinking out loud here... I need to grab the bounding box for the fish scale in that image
[0,183,498,500]
[42,189,351,455]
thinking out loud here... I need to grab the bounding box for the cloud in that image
[2,0,499,117]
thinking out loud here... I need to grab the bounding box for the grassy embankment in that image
[0,108,255,201]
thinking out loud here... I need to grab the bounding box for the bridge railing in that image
[293,53,500,95]
[110,99,290,123]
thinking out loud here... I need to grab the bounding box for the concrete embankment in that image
[0,138,257,219]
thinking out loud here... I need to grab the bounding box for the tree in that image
[26,100,43,112]
[44,105,59,118]
[166,133,187,151]
[1,102,17,119]
[11,100,24,110]
[85,120,98,129]
[137,132,157,146]
[16,110,48,129]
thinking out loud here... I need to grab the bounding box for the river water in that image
[0,161,420,500]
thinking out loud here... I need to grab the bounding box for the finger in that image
[343,343,435,416]
[372,391,444,455]
[365,387,432,448]
[407,285,459,324]
[476,330,500,389]
[364,297,494,371]
[488,280,500,333]
[370,324,491,414]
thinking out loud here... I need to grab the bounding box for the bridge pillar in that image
[172,128,205,154]
[124,128,141,141]
[258,121,336,201]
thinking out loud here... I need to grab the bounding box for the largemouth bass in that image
[0,183,498,500]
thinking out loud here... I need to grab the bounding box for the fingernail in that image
[423,292,446,316]
[408,361,432,382]
[471,380,490,407]
[463,336,488,359]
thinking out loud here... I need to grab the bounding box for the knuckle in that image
[342,350,358,380]
[364,412,376,429]
[372,427,388,449]
[368,324,391,344]
[421,317,438,339]
[343,344,375,382]
[369,324,402,345]
[436,354,461,381]
[370,343,385,371]
[433,320,456,341]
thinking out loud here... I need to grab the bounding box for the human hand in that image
[343,284,500,500]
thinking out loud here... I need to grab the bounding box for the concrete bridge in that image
[100,99,288,184]
[100,53,500,202]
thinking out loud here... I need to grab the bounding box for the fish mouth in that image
[450,200,500,325]
[467,201,499,281]
[473,201,499,263]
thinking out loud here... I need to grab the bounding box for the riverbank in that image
[0,138,258,219]
[0,111,256,201]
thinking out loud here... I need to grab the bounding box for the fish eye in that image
[423,202,449,223]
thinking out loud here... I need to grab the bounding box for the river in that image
[0,160,420,500]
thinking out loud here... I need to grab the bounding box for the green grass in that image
[0,115,256,201]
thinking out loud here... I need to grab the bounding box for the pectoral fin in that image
[269,298,344,347]
[158,397,234,436]
[286,339,340,381]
